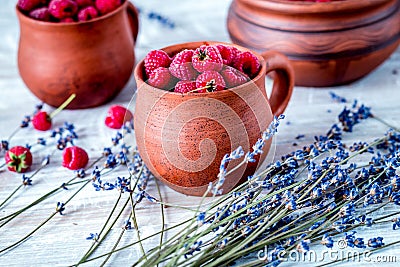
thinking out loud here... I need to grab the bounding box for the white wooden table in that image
[0,0,399,266]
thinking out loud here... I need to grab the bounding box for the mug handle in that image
[261,50,294,116]
[126,2,139,43]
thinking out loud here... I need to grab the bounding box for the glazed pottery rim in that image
[243,0,392,13]
[16,0,129,26]
[134,41,268,97]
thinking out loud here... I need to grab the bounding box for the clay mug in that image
[16,0,139,109]
[134,41,294,196]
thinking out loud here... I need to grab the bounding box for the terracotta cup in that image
[134,41,294,196]
[16,1,139,109]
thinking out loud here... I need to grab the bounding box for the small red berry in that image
[216,44,239,66]
[60,17,75,23]
[62,146,89,170]
[147,67,177,90]
[29,7,51,21]
[192,45,223,73]
[233,51,261,79]
[105,105,133,129]
[174,80,197,94]
[169,49,198,80]
[5,146,33,173]
[144,50,172,77]
[95,0,121,15]
[75,0,95,8]
[195,71,226,93]
[17,0,47,12]
[220,66,249,88]
[48,0,78,19]
[77,6,98,21]
[32,111,52,131]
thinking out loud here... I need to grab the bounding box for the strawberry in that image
[174,80,197,93]
[62,146,89,170]
[32,111,52,131]
[144,50,172,77]
[147,67,177,90]
[233,51,261,79]
[169,49,198,80]
[5,146,33,173]
[195,71,226,93]
[105,105,133,129]
[216,44,239,66]
[192,45,223,73]
[220,66,249,88]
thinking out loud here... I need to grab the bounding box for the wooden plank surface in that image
[0,0,400,266]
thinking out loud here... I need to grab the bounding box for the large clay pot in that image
[133,41,294,196]
[16,1,139,109]
[227,0,400,87]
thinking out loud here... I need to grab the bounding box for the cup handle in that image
[126,1,139,43]
[261,50,294,116]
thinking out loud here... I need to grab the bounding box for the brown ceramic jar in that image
[16,1,139,109]
[134,41,294,196]
[227,0,400,87]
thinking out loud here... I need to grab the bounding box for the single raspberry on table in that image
[95,0,121,15]
[5,146,33,173]
[29,7,51,21]
[220,66,249,88]
[62,146,89,170]
[195,71,226,93]
[75,0,95,8]
[174,80,197,94]
[216,44,239,66]
[105,105,133,129]
[169,49,198,80]
[233,51,261,79]
[17,0,47,12]
[32,111,52,131]
[192,45,223,73]
[147,67,177,90]
[48,0,78,19]
[144,50,172,77]
[77,6,98,21]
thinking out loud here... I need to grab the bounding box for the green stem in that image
[49,94,76,119]
[0,184,22,209]
[99,228,126,267]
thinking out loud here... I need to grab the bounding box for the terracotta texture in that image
[16,1,139,109]
[134,41,294,196]
[227,0,400,87]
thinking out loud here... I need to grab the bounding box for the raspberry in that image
[75,0,95,8]
[192,45,223,73]
[29,7,51,21]
[95,0,121,15]
[48,0,78,19]
[62,146,89,170]
[220,66,249,88]
[216,44,239,66]
[17,0,46,12]
[195,71,226,93]
[60,17,75,23]
[147,67,177,90]
[77,6,98,21]
[5,146,33,173]
[105,105,133,129]
[169,49,198,80]
[144,50,172,77]
[32,111,52,131]
[174,80,197,94]
[233,51,261,79]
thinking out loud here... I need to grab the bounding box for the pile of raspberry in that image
[17,0,123,22]
[144,44,261,93]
